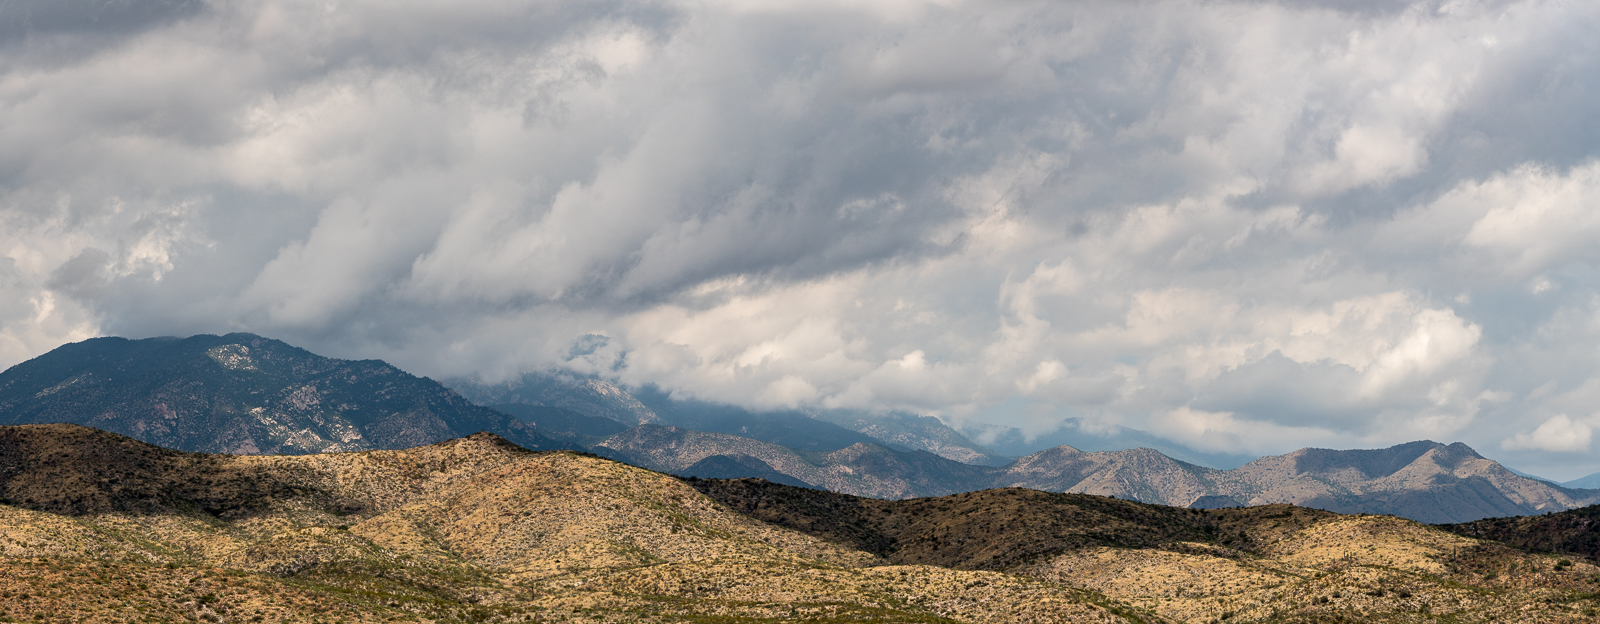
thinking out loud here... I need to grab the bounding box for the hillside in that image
[1440,505,1600,563]
[0,334,562,454]
[0,423,1156,624]
[693,476,1600,623]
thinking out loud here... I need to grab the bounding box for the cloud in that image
[1502,414,1594,453]
[1,0,1599,474]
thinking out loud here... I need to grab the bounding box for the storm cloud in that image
[3,0,1599,478]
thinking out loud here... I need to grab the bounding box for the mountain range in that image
[1,422,1597,623]
[4,333,1598,524]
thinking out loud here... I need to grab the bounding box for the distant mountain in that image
[592,413,1598,522]
[628,385,888,452]
[488,402,629,444]
[994,440,1600,523]
[677,454,811,487]
[0,334,564,454]
[968,418,1257,469]
[1504,466,1561,484]
[448,370,661,425]
[994,445,1220,505]
[1213,441,1600,523]
[594,424,993,499]
[806,409,1012,465]
[450,371,982,456]
[1566,471,1600,489]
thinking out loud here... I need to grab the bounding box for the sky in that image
[2,0,1599,478]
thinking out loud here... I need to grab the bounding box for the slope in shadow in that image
[1440,504,1600,563]
[687,476,1339,571]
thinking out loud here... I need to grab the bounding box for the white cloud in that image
[1502,414,1593,453]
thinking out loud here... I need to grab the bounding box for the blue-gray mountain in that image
[1566,472,1600,490]
[0,334,564,454]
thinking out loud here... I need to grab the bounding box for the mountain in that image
[448,370,1010,462]
[593,417,1599,522]
[627,385,894,452]
[1211,441,1600,523]
[0,333,563,454]
[994,440,1600,523]
[994,445,1222,505]
[677,453,811,487]
[969,417,1258,469]
[1567,471,1600,489]
[691,476,1600,624]
[807,409,1012,465]
[447,370,660,425]
[593,424,994,499]
[487,402,629,444]
[1506,466,1561,484]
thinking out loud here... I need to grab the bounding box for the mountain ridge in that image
[0,333,564,455]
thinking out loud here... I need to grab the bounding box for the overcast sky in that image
[2,0,1598,477]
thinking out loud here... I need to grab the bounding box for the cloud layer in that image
[3,0,1599,477]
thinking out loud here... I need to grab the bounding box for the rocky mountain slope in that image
[0,334,563,455]
[5,423,1600,623]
